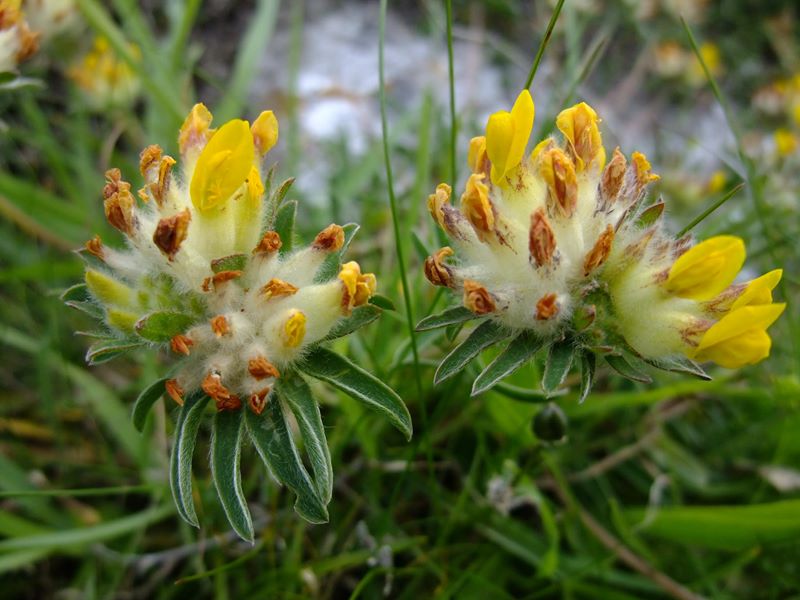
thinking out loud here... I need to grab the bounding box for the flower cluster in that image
[0,0,38,73]
[81,103,378,412]
[422,90,783,393]
[69,104,409,539]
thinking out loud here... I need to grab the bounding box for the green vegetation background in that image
[0,1,798,597]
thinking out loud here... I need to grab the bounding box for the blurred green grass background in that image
[0,0,799,597]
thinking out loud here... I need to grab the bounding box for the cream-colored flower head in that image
[0,0,38,73]
[23,0,80,43]
[78,103,378,413]
[423,90,783,392]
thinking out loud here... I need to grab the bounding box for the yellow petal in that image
[190,119,255,213]
[251,110,279,155]
[246,165,264,201]
[665,235,745,300]
[506,89,535,173]
[556,102,606,172]
[179,103,214,155]
[486,112,513,185]
[460,173,494,234]
[730,269,782,310]
[486,90,535,185]
[696,303,785,353]
[467,136,487,173]
[694,327,771,368]
[282,310,307,348]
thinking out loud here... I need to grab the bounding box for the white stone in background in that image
[251,4,508,205]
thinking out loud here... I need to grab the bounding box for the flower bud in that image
[533,402,567,442]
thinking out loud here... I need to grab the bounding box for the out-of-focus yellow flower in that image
[774,128,798,157]
[706,170,727,194]
[687,42,722,87]
[67,36,140,109]
[486,89,535,186]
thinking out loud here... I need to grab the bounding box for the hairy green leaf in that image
[131,378,167,432]
[245,400,329,524]
[635,200,665,228]
[434,320,510,384]
[210,254,247,273]
[211,409,253,542]
[300,347,412,440]
[86,339,145,365]
[60,283,90,303]
[134,311,196,343]
[644,355,711,381]
[368,294,396,311]
[542,339,575,395]
[274,200,297,255]
[324,305,382,341]
[65,300,104,320]
[415,306,477,332]
[472,332,545,396]
[169,394,210,527]
[277,372,333,503]
[579,352,596,404]
[605,353,653,383]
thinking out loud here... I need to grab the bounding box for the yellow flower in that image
[460,173,494,235]
[665,235,745,300]
[692,303,786,368]
[556,102,606,172]
[251,110,279,155]
[190,119,255,213]
[282,310,307,348]
[706,170,726,194]
[730,269,783,310]
[486,89,535,186]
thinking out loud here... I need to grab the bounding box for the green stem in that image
[378,0,426,445]
[524,0,565,90]
[446,0,457,190]
[677,183,744,237]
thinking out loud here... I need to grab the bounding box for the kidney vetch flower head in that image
[65,103,411,540]
[418,89,784,405]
